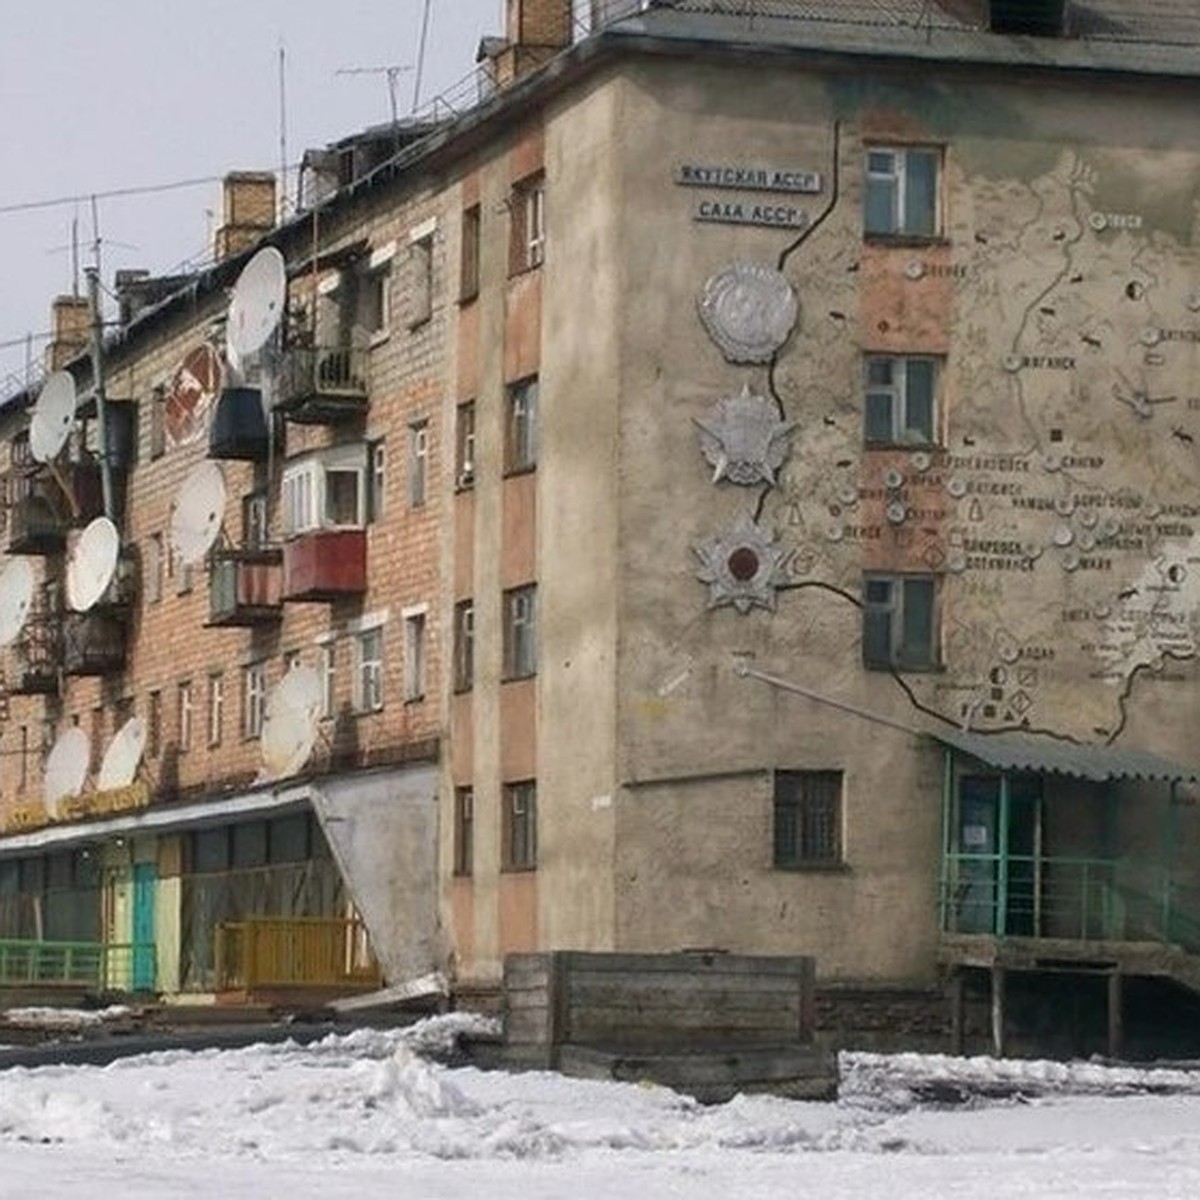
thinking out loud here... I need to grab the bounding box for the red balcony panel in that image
[282,530,367,601]
[208,548,283,626]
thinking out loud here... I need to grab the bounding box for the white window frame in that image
[503,584,538,680]
[862,574,940,672]
[354,627,385,714]
[456,401,476,488]
[178,680,193,752]
[147,532,164,604]
[320,641,336,719]
[864,146,941,238]
[408,419,429,508]
[454,598,474,692]
[864,355,939,446]
[208,673,224,748]
[506,378,538,473]
[370,440,386,520]
[404,608,427,702]
[243,661,267,739]
[408,228,434,328]
[281,446,368,536]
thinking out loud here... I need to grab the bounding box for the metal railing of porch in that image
[940,854,1200,951]
[0,939,156,992]
[214,917,381,991]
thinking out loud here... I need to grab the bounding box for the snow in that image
[0,1004,132,1031]
[3,1014,1200,1198]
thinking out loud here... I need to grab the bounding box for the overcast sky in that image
[0,0,507,391]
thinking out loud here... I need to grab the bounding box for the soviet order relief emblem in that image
[697,261,798,364]
[693,511,793,613]
[694,384,795,485]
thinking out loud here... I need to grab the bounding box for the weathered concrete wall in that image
[311,764,438,984]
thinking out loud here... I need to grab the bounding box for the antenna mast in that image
[278,42,289,221]
[413,0,433,112]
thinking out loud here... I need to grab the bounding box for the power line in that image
[0,173,230,218]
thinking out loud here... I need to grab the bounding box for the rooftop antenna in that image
[335,63,412,145]
[412,0,433,112]
[278,41,290,222]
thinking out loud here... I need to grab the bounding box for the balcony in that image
[209,386,271,461]
[275,346,368,425]
[282,529,367,601]
[5,464,104,556]
[207,546,283,626]
[62,610,127,676]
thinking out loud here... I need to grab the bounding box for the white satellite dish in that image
[227,247,287,360]
[98,715,147,791]
[260,665,323,780]
[65,516,121,613]
[29,371,77,463]
[43,726,90,820]
[0,557,35,648]
[170,461,227,565]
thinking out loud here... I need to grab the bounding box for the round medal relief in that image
[697,262,798,363]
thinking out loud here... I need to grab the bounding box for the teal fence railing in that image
[0,939,156,992]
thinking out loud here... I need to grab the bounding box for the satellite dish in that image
[170,461,227,565]
[165,343,224,449]
[227,247,287,360]
[0,557,35,648]
[29,371,77,463]
[43,727,90,820]
[260,665,323,780]
[65,516,120,613]
[98,716,147,791]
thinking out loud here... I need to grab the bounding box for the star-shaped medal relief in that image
[694,385,795,486]
[693,511,794,614]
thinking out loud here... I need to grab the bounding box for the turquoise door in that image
[132,863,156,991]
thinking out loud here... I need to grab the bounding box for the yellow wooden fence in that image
[214,917,381,990]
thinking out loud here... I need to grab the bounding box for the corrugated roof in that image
[618,1,1200,75]
[933,729,1200,783]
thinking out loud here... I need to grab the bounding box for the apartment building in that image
[3,0,1200,1052]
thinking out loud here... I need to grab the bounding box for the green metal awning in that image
[932,729,1200,784]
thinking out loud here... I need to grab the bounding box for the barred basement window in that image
[773,770,843,868]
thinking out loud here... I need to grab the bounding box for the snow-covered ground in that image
[3,1014,1200,1198]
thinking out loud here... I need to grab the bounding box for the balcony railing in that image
[4,465,103,555]
[275,346,369,425]
[939,854,1200,951]
[207,546,283,626]
[62,610,128,676]
[214,917,380,991]
[0,938,156,992]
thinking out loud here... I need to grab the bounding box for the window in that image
[503,781,537,871]
[369,440,386,521]
[453,599,474,692]
[510,173,545,274]
[505,377,538,473]
[503,584,537,680]
[354,627,384,713]
[361,264,390,338]
[774,770,843,868]
[864,355,938,446]
[408,419,429,508]
[18,725,27,791]
[320,642,336,718]
[404,611,427,701]
[281,447,368,535]
[460,204,481,301]
[456,402,476,489]
[207,673,224,748]
[243,491,269,549]
[171,544,194,595]
[453,786,474,876]
[864,146,940,238]
[178,681,193,752]
[146,533,164,604]
[242,662,267,738]
[409,233,434,328]
[862,574,939,671]
[149,386,166,460]
[147,690,162,758]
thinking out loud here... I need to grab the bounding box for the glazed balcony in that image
[5,464,104,556]
[282,529,367,601]
[207,546,283,626]
[275,346,369,425]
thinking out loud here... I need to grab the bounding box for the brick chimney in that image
[478,0,572,89]
[45,294,90,372]
[213,171,277,260]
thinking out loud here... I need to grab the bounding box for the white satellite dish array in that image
[260,665,324,782]
[42,714,147,821]
[0,557,35,649]
[98,715,148,792]
[65,516,121,612]
[224,247,288,419]
[170,461,228,565]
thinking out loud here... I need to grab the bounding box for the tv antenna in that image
[98,715,147,791]
[259,664,324,781]
[43,726,90,820]
[0,558,35,648]
[65,516,120,613]
[336,63,412,132]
